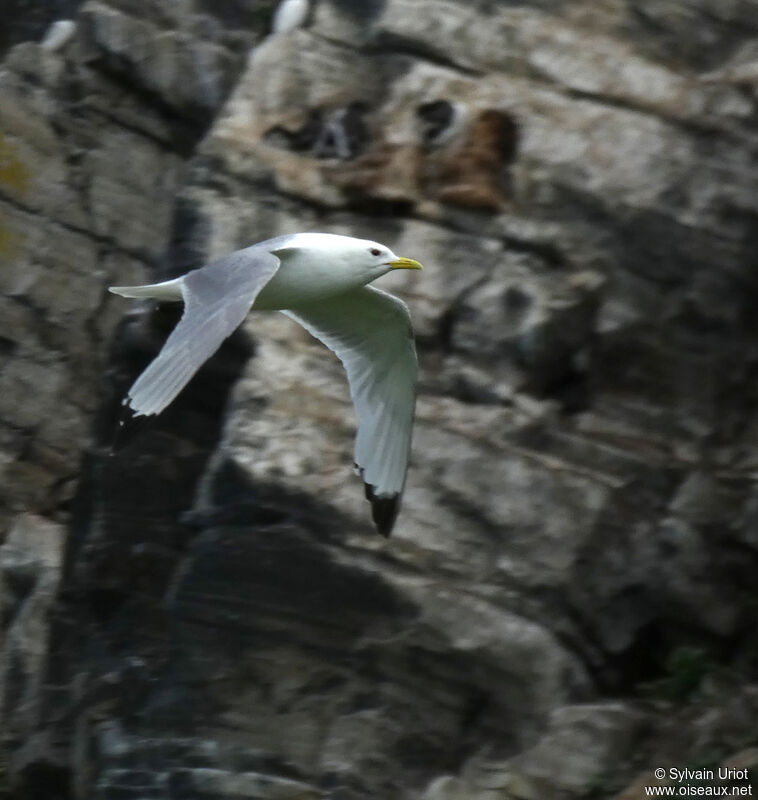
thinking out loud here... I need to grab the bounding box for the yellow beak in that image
[387,257,423,271]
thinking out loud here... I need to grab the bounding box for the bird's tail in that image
[109,278,184,301]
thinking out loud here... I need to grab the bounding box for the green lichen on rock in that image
[0,130,29,195]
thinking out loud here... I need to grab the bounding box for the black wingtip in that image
[108,402,132,455]
[108,399,153,454]
[364,482,400,538]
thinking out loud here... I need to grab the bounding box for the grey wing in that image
[125,248,281,416]
[283,286,417,536]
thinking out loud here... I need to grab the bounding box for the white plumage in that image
[271,0,310,34]
[109,233,422,536]
[40,20,76,52]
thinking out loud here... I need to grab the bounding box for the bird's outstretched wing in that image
[119,248,281,416]
[283,286,417,536]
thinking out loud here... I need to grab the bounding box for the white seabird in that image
[40,19,76,52]
[109,232,422,537]
[271,0,310,34]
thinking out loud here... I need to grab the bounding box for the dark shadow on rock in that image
[264,102,370,161]
[0,0,83,56]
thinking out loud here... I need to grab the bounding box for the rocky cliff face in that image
[2,1,758,798]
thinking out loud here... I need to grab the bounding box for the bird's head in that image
[272,233,423,287]
[341,236,423,282]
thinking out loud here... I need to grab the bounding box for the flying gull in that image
[109,233,422,537]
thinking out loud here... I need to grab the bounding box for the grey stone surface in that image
[2,0,758,798]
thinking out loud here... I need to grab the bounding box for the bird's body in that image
[255,233,393,308]
[109,233,422,536]
[119,234,400,308]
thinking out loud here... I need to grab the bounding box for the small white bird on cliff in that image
[109,233,422,537]
[271,0,310,34]
[40,19,76,52]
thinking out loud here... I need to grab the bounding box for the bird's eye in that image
[370,248,381,257]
